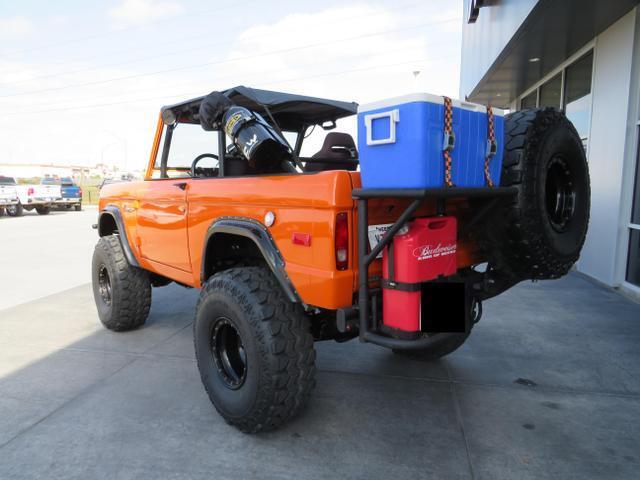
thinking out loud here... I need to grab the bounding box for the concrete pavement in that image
[0,206,97,310]
[0,274,639,479]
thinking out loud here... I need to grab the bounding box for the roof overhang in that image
[468,0,640,107]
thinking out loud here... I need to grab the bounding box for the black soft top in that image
[161,85,358,131]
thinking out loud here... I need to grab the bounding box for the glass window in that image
[520,90,537,109]
[150,126,168,179]
[564,52,593,141]
[539,73,562,109]
[632,127,640,225]
[165,123,218,178]
[627,228,640,287]
[152,123,219,179]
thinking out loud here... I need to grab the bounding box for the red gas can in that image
[382,216,457,333]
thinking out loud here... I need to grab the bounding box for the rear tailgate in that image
[35,184,61,200]
[0,185,16,199]
[61,185,81,199]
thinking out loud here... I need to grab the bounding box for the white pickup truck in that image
[0,176,20,214]
[1,176,61,216]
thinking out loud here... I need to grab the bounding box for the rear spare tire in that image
[194,267,316,433]
[92,235,151,331]
[491,108,590,279]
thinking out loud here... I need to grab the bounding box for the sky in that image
[0,0,462,171]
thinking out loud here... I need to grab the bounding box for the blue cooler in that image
[357,93,504,189]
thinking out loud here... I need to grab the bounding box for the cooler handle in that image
[364,109,400,146]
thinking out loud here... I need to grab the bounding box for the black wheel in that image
[35,205,50,215]
[6,202,23,217]
[490,108,590,279]
[74,203,82,211]
[92,235,151,331]
[194,267,316,433]
[392,332,470,361]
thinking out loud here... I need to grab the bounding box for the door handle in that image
[173,182,187,190]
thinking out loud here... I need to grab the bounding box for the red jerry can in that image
[382,216,457,333]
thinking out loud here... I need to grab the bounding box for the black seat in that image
[305,132,358,172]
[225,156,250,176]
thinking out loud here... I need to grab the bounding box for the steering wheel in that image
[190,153,219,177]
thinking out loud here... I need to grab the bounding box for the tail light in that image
[335,212,349,271]
[27,187,34,196]
[79,187,83,197]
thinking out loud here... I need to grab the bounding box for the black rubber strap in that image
[381,278,421,292]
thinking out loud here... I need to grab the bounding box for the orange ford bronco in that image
[93,86,590,433]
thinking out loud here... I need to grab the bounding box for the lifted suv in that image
[93,86,590,433]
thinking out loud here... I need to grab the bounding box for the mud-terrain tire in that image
[490,108,590,279]
[6,202,23,217]
[35,205,50,215]
[92,235,151,331]
[393,332,470,361]
[194,267,316,433]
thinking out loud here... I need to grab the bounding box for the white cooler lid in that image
[358,92,505,116]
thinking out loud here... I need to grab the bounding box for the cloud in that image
[0,16,34,38]
[108,0,184,27]
[214,2,461,153]
[219,3,461,101]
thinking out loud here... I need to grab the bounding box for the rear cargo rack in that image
[350,186,517,350]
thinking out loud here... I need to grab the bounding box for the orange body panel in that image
[98,114,484,310]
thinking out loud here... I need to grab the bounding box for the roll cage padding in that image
[201,217,300,303]
[98,205,140,267]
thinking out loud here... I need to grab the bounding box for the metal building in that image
[461,0,640,297]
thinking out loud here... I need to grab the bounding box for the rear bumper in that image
[348,186,517,350]
[27,197,59,204]
[55,197,81,204]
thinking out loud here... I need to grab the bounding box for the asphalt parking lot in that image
[1,210,640,479]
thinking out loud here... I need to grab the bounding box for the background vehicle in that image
[48,177,82,211]
[0,175,20,215]
[4,176,61,216]
[92,86,590,433]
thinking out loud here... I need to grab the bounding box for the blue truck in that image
[42,177,82,211]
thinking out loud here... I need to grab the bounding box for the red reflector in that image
[292,232,311,246]
[335,212,349,270]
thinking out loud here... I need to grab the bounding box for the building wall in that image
[460,0,538,99]
[577,9,637,285]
